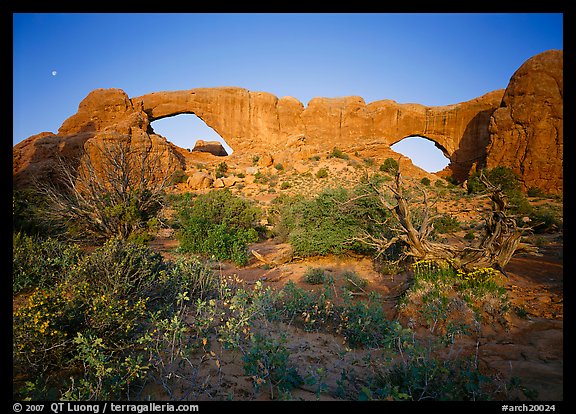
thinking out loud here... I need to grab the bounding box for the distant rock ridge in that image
[13,50,562,194]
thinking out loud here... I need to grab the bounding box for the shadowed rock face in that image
[13,50,562,194]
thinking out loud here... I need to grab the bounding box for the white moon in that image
[51,70,57,76]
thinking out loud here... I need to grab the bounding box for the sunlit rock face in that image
[14,50,562,194]
[486,50,563,194]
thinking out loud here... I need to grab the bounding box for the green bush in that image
[215,162,228,178]
[176,189,262,266]
[420,177,431,186]
[272,186,395,258]
[13,232,81,293]
[70,238,165,298]
[380,158,399,174]
[328,147,349,160]
[467,166,520,195]
[315,168,329,179]
[432,214,460,234]
[467,167,533,219]
[464,231,475,240]
[243,333,303,397]
[303,267,328,285]
[342,270,368,292]
[339,292,401,348]
[13,189,55,236]
[13,238,217,400]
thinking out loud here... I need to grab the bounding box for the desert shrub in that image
[315,168,329,179]
[342,270,368,292]
[467,167,533,219]
[365,341,498,401]
[13,241,163,399]
[401,259,508,340]
[35,140,175,242]
[280,181,292,190]
[338,291,402,348]
[13,189,56,236]
[271,280,335,332]
[13,238,218,400]
[272,186,395,258]
[467,166,520,195]
[328,147,349,160]
[380,157,399,174]
[420,177,431,186]
[274,163,284,171]
[464,231,476,240]
[243,333,303,398]
[432,214,460,234]
[529,205,563,233]
[13,232,81,293]
[363,157,375,166]
[170,169,188,185]
[527,186,547,198]
[176,189,262,265]
[273,188,361,257]
[215,161,228,178]
[70,238,164,298]
[303,267,328,285]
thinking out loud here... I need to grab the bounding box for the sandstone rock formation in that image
[186,172,214,190]
[486,50,563,194]
[13,50,562,194]
[13,88,184,188]
[191,140,228,156]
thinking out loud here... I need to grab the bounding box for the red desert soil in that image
[147,232,563,401]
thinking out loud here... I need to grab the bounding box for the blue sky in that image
[13,13,563,172]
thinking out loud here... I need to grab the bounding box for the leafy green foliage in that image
[215,161,228,178]
[243,333,303,396]
[13,232,81,293]
[467,167,562,232]
[380,157,399,174]
[176,189,262,265]
[272,186,393,258]
[328,147,349,160]
[13,239,218,400]
[315,168,329,178]
[70,238,165,297]
[432,214,461,234]
[302,267,328,284]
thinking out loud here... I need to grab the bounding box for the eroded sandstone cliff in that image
[13,50,563,194]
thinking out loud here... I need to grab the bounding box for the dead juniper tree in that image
[354,168,537,273]
[36,134,179,242]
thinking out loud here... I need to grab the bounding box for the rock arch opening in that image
[391,135,450,173]
[150,113,233,156]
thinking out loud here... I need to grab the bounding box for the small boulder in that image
[187,172,213,190]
